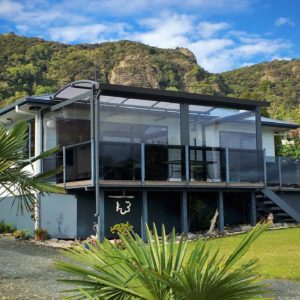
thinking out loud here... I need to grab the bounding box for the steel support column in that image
[181,191,188,233]
[218,191,224,231]
[97,189,105,241]
[255,107,264,182]
[250,191,257,226]
[141,190,148,241]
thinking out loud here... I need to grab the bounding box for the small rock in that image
[50,238,58,242]
[219,230,228,236]
[240,225,252,232]
[59,239,66,243]
[187,232,199,240]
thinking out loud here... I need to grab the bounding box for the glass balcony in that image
[44,141,266,186]
[145,144,185,181]
[99,141,141,180]
[228,149,262,183]
[266,156,300,188]
[189,146,226,182]
[43,141,92,184]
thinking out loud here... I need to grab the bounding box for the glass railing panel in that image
[65,142,91,182]
[281,158,300,187]
[228,149,261,183]
[189,146,225,182]
[99,141,141,180]
[43,150,63,183]
[266,156,279,186]
[145,144,184,181]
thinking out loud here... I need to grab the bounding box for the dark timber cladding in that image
[99,83,269,109]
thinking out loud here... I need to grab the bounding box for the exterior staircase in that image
[256,188,300,223]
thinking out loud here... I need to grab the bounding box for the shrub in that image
[110,222,133,249]
[13,230,23,239]
[0,221,16,233]
[0,220,5,233]
[22,229,31,240]
[34,228,48,241]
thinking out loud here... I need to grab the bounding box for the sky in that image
[0,0,299,73]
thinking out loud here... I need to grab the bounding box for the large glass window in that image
[99,95,181,180]
[43,101,90,150]
[189,105,259,183]
[24,118,35,158]
[99,95,180,144]
[43,97,91,182]
[189,106,256,148]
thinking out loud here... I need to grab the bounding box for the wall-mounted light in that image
[46,119,55,129]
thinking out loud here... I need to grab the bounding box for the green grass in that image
[186,227,300,281]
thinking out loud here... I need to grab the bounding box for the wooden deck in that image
[57,179,265,190]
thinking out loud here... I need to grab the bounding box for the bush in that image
[13,229,32,240]
[22,229,32,239]
[0,220,16,234]
[34,228,48,241]
[110,222,133,249]
[13,230,22,239]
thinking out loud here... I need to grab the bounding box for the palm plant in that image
[54,223,268,300]
[0,121,65,214]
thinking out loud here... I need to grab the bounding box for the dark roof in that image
[99,83,269,110]
[261,117,299,129]
[0,94,54,116]
[0,82,269,117]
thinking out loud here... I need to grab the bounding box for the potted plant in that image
[34,228,48,241]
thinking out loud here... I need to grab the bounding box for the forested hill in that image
[0,33,299,123]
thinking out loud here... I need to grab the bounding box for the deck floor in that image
[57,179,265,190]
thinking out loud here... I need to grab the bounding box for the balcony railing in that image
[44,140,266,186]
[266,156,300,188]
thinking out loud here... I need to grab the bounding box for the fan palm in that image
[0,121,65,213]
[54,223,268,300]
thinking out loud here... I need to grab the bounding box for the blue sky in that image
[0,0,299,73]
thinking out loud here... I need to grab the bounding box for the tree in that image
[0,121,65,214]
[54,223,268,300]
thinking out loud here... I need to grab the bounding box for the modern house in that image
[0,80,299,240]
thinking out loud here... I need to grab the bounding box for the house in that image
[0,80,299,240]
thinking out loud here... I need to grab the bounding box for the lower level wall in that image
[0,196,34,234]
[40,193,77,239]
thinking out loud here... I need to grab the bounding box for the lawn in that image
[186,227,300,281]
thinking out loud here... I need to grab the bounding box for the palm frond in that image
[54,224,268,300]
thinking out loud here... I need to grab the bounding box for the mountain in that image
[0,33,299,123]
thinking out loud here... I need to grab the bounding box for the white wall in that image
[0,196,35,234]
[40,193,77,239]
[262,127,275,157]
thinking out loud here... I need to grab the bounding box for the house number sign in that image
[116,201,132,215]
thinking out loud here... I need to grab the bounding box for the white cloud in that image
[275,17,294,27]
[133,15,192,48]
[197,21,230,38]
[49,23,128,43]
[50,24,107,43]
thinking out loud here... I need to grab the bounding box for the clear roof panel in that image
[54,80,96,100]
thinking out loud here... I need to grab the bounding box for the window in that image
[24,119,35,158]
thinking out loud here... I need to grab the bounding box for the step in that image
[262,200,274,205]
[276,212,289,217]
[270,207,284,211]
[282,218,296,222]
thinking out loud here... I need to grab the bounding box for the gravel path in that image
[0,236,67,299]
[1,235,300,299]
